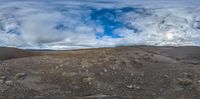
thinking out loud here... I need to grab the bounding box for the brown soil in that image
[0,46,200,99]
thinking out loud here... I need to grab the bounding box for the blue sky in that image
[0,0,200,49]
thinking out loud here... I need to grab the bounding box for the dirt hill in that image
[0,47,39,60]
[0,46,200,99]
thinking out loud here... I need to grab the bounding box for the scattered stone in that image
[139,81,144,84]
[60,64,63,68]
[85,69,89,72]
[62,72,77,81]
[177,78,193,86]
[134,85,142,90]
[5,80,13,85]
[111,67,116,70]
[14,73,26,80]
[103,69,108,73]
[72,85,80,89]
[132,59,139,64]
[55,66,60,69]
[82,77,93,85]
[0,76,6,83]
[0,76,6,81]
[85,94,107,98]
[127,85,141,90]
[126,85,133,89]
[164,74,169,78]
[100,72,104,75]
[0,80,4,84]
[163,84,167,88]
[198,80,200,83]
[130,73,134,76]
[124,76,128,80]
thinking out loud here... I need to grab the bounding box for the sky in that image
[0,0,200,49]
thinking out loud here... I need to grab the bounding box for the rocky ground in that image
[0,46,200,99]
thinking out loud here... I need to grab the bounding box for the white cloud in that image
[0,0,200,49]
[21,12,67,44]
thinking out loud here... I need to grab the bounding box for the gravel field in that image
[0,46,200,99]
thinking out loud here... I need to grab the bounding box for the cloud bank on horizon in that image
[0,0,200,49]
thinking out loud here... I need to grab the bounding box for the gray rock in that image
[127,85,142,90]
[5,80,13,85]
[14,73,26,80]
[177,78,193,86]
[0,80,4,84]
[0,76,6,81]
[164,74,169,78]
[0,76,6,83]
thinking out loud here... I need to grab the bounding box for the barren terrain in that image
[0,46,200,99]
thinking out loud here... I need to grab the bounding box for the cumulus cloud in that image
[0,0,200,49]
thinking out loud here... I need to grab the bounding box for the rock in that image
[130,73,134,76]
[103,69,108,72]
[72,85,80,89]
[0,76,6,81]
[62,72,77,77]
[139,81,144,84]
[124,76,128,80]
[164,74,169,78]
[127,85,141,90]
[198,80,200,83]
[0,80,4,84]
[85,94,107,98]
[5,80,13,85]
[127,85,134,89]
[132,59,139,64]
[82,77,93,85]
[14,73,26,80]
[0,76,6,83]
[111,67,116,70]
[177,78,193,86]
[60,64,63,68]
[100,72,104,75]
[133,85,142,90]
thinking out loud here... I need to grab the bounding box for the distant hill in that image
[0,47,39,60]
